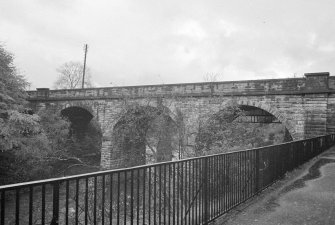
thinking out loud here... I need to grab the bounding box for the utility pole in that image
[82,44,88,88]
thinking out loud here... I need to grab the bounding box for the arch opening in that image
[60,106,102,174]
[111,105,179,168]
[195,104,293,156]
[238,105,293,141]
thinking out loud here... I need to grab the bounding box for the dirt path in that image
[216,146,335,225]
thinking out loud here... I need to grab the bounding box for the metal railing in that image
[1,134,334,225]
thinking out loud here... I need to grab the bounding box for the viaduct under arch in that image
[27,72,335,169]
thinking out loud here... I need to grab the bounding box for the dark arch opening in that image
[238,105,293,142]
[61,107,93,136]
[60,106,102,174]
[111,106,178,168]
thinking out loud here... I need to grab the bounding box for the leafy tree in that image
[0,45,56,183]
[0,46,90,184]
[54,61,93,89]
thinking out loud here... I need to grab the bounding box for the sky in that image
[1,0,335,89]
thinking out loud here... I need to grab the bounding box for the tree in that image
[54,61,93,89]
[203,72,221,82]
[0,45,55,183]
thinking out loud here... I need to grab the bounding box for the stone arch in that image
[231,99,298,140]
[60,105,103,171]
[109,104,179,168]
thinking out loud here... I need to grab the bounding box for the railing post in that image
[202,157,209,224]
[255,149,260,194]
[50,181,60,225]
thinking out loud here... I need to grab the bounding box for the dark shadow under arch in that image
[60,106,102,175]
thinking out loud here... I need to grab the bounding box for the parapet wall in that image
[27,73,334,100]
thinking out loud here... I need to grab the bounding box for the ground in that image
[215,146,335,225]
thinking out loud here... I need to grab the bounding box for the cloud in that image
[1,0,335,88]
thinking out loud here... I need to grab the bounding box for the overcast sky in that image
[1,0,334,89]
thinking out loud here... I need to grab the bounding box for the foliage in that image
[54,61,93,89]
[0,46,28,111]
[0,45,88,184]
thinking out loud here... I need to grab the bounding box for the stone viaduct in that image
[26,72,335,169]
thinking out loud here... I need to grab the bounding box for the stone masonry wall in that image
[27,73,335,169]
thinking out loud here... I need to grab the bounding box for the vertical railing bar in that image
[168,164,171,225]
[148,167,151,225]
[173,163,176,225]
[29,186,33,225]
[198,159,201,224]
[110,173,113,225]
[65,181,69,225]
[41,184,45,225]
[201,159,204,223]
[136,169,140,225]
[102,175,106,225]
[198,160,201,223]
[183,161,187,224]
[235,153,238,206]
[212,157,215,215]
[216,156,219,215]
[142,168,146,225]
[94,176,97,225]
[1,191,4,225]
[222,155,225,213]
[190,160,192,224]
[189,160,196,224]
[75,179,79,225]
[182,162,185,225]
[124,171,128,225]
[85,178,88,225]
[210,157,212,217]
[51,182,60,225]
[185,161,188,224]
[214,157,217,216]
[189,160,192,225]
[159,165,162,225]
[222,155,225,212]
[229,154,232,210]
[211,157,214,216]
[218,156,221,214]
[15,188,20,225]
[164,164,167,225]
[130,170,134,225]
[238,152,241,204]
[236,153,239,206]
[249,151,252,198]
[192,160,195,225]
[215,156,220,215]
[117,172,120,225]
[203,157,209,224]
[176,163,179,225]
[255,149,260,194]
[243,152,246,200]
[154,166,157,225]
[225,155,229,211]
